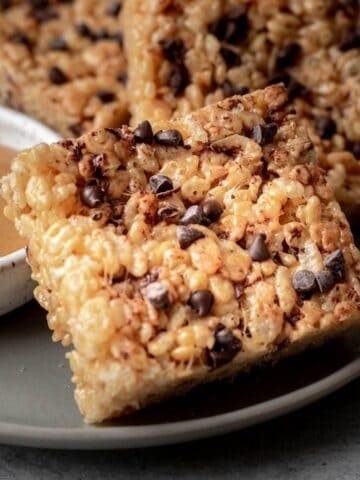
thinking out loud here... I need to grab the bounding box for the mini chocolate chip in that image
[157,205,180,222]
[252,123,278,146]
[48,66,68,84]
[93,28,110,41]
[286,77,308,101]
[177,226,205,249]
[339,28,360,51]
[154,129,184,147]
[149,175,174,195]
[207,324,242,368]
[314,116,337,139]
[268,73,307,101]
[106,1,121,16]
[91,212,103,221]
[267,72,291,87]
[348,141,360,159]
[209,6,248,44]
[315,270,336,293]
[248,233,271,261]
[96,90,115,103]
[233,85,250,95]
[222,80,248,98]
[11,32,31,48]
[275,42,301,70]
[69,123,83,137]
[144,282,170,309]
[292,270,317,294]
[222,80,235,98]
[202,199,223,223]
[134,120,154,144]
[32,7,58,23]
[220,47,240,67]
[0,0,10,10]
[49,37,68,51]
[117,72,127,84]
[160,38,186,63]
[110,31,123,47]
[180,205,209,226]
[80,185,104,208]
[168,62,189,96]
[75,22,93,38]
[324,249,346,280]
[189,290,214,317]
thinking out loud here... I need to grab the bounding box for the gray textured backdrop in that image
[1,379,360,480]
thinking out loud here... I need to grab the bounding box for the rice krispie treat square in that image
[2,85,360,423]
[0,0,128,137]
[123,0,360,216]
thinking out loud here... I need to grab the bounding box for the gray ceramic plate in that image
[1,301,360,450]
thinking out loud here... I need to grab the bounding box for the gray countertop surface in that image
[1,379,360,480]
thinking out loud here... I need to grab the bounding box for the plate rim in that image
[1,357,360,450]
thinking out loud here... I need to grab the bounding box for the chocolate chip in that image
[134,120,154,144]
[286,77,308,101]
[80,185,105,208]
[144,282,170,309]
[209,6,248,44]
[49,37,68,51]
[168,62,189,96]
[324,249,346,280]
[69,123,83,137]
[117,72,128,84]
[189,290,214,317]
[220,47,240,67]
[248,233,271,262]
[157,205,180,222]
[268,73,308,101]
[177,226,205,249]
[32,7,58,23]
[0,0,10,10]
[292,270,317,294]
[315,270,336,293]
[252,123,278,146]
[93,28,110,41]
[207,324,242,368]
[48,66,68,85]
[180,205,209,226]
[106,1,121,16]
[314,116,337,139]
[348,141,360,159]
[91,212,103,221]
[75,22,93,38]
[222,80,235,98]
[154,129,184,147]
[339,28,360,51]
[160,38,186,63]
[233,85,249,95]
[96,90,115,103]
[11,32,31,48]
[110,31,124,47]
[222,80,249,98]
[202,199,223,223]
[149,175,174,195]
[275,42,301,70]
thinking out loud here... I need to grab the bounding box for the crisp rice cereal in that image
[123,0,360,217]
[0,0,128,137]
[2,85,360,423]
